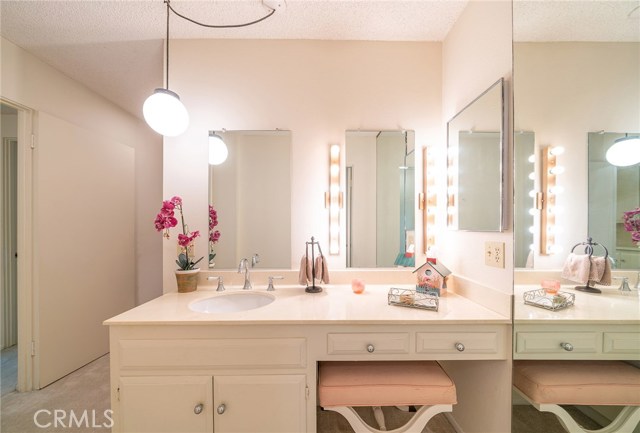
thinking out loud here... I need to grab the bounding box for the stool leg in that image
[372,406,387,431]
[323,405,452,433]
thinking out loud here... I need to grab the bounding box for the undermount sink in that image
[189,292,275,314]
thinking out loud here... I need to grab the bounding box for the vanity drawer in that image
[119,338,306,370]
[327,333,410,355]
[515,332,601,355]
[603,332,640,355]
[416,332,499,355]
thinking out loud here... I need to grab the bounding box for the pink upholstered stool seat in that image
[514,360,640,406]
[318,361,456,433]
[513,360,640,433]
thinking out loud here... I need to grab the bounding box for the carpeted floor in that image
[1,353,606,433]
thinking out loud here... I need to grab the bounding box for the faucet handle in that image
[267,276,284,291]
[251,254,260,268]
[207,276,225,292]
[613,276,631,293]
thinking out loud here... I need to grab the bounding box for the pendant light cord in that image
[165,0,276,29]
[165,0,170,89]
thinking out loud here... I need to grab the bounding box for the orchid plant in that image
[209,204,221,263]
[623,207,640,245]
[154,196,203,270]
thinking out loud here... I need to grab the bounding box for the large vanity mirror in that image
[447,78,504,232]
[345,130,415,268]
[513,2,640,270]
[208,130,292,269]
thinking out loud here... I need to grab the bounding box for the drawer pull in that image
[194,403,204,415]
[560,342,574,352]
[217,404,226,415]
[367,344,375,353]
[455,342,465,352]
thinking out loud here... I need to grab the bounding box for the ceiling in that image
[1,0,638,119]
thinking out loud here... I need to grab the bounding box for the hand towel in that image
[314,255,323,282]
[298,255,312,285]
[560,253,590,284]
[599,256,612,286]
[320,255,330,284]
[588,256,606,283]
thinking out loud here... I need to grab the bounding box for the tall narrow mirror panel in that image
[345,130,415,268]
[209,130,292,269]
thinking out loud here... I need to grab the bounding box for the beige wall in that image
[440,0,514,296]
[514,42,640,269]
[1,37,163,304]
[164,39,442,291]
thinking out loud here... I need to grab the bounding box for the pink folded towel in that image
[298,255,312,285]
[315,255,330,284]
[589,256,611,286]
[561,253,590,284]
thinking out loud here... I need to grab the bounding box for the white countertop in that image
[104,284,510,326]
[514,285,639,324]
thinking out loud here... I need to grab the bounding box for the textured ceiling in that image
[1,0,639,119]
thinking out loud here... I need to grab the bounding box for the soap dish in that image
[388,288,439,312]
[523,288,575,311]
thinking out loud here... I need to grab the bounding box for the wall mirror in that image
[345,130,415,268]
[588,132,640,269]
[513,2,640,270]
[447,78,504,232]
[208,130,291,269]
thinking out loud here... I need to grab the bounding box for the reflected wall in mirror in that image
[514,131,535,267]
[345,130,415,268]
[588,132,640,269]
[447,78,504,232]
[513,1,639,269]
[208,130,291,269]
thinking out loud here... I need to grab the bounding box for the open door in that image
[34,112,135,388]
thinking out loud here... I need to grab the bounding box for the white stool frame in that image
[514,387,640,433]
[323,404,453,433]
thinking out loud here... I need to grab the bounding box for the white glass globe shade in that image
[143,88,189,137]
[208,134,229,165]
[606,136,640,167]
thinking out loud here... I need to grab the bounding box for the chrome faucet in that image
[614,276,631,294]
[238,258,252,290]
[635,271,640,290]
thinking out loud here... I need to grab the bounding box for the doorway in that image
[1,102,19,395]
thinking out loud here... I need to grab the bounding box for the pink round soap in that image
[351,279,365,294]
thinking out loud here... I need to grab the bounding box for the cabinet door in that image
[119,376,213,433]
[213,375,306,433]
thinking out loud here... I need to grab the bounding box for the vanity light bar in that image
[423,146,437,253]
[540,146,563,255]
[327,144,342,255]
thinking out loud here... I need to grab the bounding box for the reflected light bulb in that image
[208,132,228,165]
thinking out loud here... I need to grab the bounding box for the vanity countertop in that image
[104,284,510,326]
[514,284,639,324]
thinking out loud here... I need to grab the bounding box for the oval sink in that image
[189,292,275,314]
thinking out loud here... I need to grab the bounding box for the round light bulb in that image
[208,133,228,165]
[143,88,189,137]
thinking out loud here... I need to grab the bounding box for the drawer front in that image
[515,332,600,355]
[119,338,306,369]
[327,333,410,355]
[416,332,499,355]
[603,332,640,355]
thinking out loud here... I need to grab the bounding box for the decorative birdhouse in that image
[413,260,452,296]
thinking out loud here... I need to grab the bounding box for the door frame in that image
[2,97,36,391]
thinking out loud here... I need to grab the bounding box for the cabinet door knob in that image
[455,342,465,352]
[366,344,375,353]
[560,342,573,351]
[217,403,226,415]
[194,403,204,415]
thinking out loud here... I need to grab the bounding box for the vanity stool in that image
[513,360,640,433]
[318,361,456,433]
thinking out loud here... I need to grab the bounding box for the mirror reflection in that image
[514,131,535,268]
[447,78,504,232]
[208,130,291,269]
[588,132,640,269]
[345,130,415,268]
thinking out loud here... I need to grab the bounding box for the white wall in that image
[441,0,514,296]
[164,39,442,291]
[514,42,640,269]
[1,37,163,304]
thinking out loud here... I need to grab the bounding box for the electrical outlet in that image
[485,241,505,268]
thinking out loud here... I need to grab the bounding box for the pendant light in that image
[208,131,228,165]
[606,135,640,167]
[143,1,189,137]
